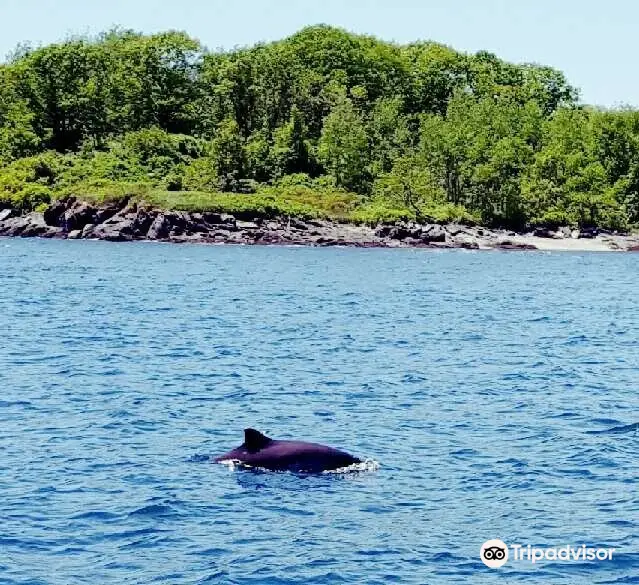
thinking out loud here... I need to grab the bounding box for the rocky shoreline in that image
[2,197,639,251]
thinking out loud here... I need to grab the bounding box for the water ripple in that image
[1,240,638,584]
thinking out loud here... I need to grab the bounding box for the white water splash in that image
[216,458,380,474]
[323,458,380,474]
[217,459,244,471]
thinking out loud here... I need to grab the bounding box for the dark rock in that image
[374,224,393,238]
[93,202,124,224]
[457,239,480,250]
[0,216,30,236]
[496,240,538,251]
[44,196,122,230]
[265,221,282,232]
[220,214,238,228]
[62,201,96,232]
[287,218,309,231]
[316,237,338,246]
[147,211,189,237]
[420,225,447,243]
[388,226,414,240]
[172,212,193,235]
[201,212,223,225]
[14,213,63,238]
[445,224,465,236]
[147,214,171,240]
[579,227,598,239]
[226,233,250,244]
[90,221,134,241]
[130,210,155,237]
[38,227,64,238]
[533,227,555,238]
[224,208,260,222]
[375,222,421,240]
[43,199,69,226]
[187,213,212,234]
[81,224,95,238]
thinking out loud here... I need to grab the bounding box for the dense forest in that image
[2,25,639,230]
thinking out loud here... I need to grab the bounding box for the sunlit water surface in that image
[1,238,638,584]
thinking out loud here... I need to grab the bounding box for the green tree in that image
[317,97,369,192]
[373,154,446,221]
[210,118,245,191]
[367,97,413,176]
[0,25,636,228]
[0,80,41,162]
[271,106,309,178]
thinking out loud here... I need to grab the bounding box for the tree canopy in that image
[2,25,639,229]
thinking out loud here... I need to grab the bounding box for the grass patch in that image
[138,185,362,221]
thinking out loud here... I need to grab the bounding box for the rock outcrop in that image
[2,197,639,251]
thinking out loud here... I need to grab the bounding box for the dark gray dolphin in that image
[214,428,361,472]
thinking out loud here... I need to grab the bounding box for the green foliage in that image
[7,30,202,152]
[373,155,446,221]
[317,96,369,192]
[144,181,359,220]
[1,26,639,229]
[351,199,477,225]
[209,118,245,190]
[270,106,310,178]
[0,152,63,210]
[367,97,413,175]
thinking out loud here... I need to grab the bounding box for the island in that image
[2,26,639,250]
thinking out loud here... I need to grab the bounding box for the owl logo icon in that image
[481,540,509,568]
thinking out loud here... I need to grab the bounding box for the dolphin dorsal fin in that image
[244,428,272,452]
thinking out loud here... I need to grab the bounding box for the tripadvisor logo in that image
[480,540,616,568]
[481,539,509,568]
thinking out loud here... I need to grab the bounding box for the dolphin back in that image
[214,429,361,472]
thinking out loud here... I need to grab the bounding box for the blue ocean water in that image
[1,238,638,585]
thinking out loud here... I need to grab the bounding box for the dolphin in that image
[213,428,361,473]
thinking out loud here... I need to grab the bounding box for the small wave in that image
[587,422,639,435]
[528,315,551,322]
[591,418,623,425]
[550,411,582,419]
[188,454,212,463]
[71,511,120,521]
[217,458,380,474]
[0,400,33,408]
[128,504,176,518]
